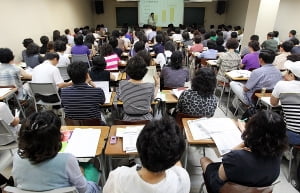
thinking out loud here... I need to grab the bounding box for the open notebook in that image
[93,81,112,104]
[187,118,242,155]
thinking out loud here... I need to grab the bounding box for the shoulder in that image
[167,166,190,192]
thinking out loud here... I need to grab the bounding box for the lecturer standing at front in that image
[148,12,156,26]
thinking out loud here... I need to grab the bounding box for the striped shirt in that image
[61,83,105,119]
[119,80,154,121]
[105,54,120,71]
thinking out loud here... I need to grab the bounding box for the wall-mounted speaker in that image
[95,0,104,14]
[216,1,226,15]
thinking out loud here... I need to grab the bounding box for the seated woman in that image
[12,111,101,193]
[24,43,44,69]
[216,38,241,83]
[176,68,217,117]
[99,43,120,71]
[119,56,159,121]
[90,56,115,81]
[103,117,190,193]
[71,34,90,56]
[240,40,260,70]
[201,110,288,193]
[161,51,189,88]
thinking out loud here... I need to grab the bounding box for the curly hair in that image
[226,38,239,49]
[170,51,183,70]
[136,116,185,172]
[242,110,288,157]
[17,111,62,164]
[99,43,113,57]
[192,68,216,96]
[126,56,147,80]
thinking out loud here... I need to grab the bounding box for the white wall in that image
[0,0,94,61]
[275,0,300,41]
[225,0,249,27]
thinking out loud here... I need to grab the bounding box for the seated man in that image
[198,40,218,60]
[271,60,300,145]
[261,32,278,52]
[61,61,105,123]
[230,49,282,107]
[32,52,71,89]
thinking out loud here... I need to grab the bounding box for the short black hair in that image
[53,30,61,41]
[0,48,14,63]
[207,40,217,49]
[192,68,216,96]
[174,28,180,34]
[64,29,70,35]
[248,41,260,52]
[109,37,118,49]
[45,52,59,61]
[92,55,106,71]
[164,41,175,52]
[84,33,95,44]
[170,51,183,70]
[74,34,84,45]
[54,40,66,52]
[281,40,294,52]
[216,37,224,46]
[273,31,279,38]
[136,50,152,66]
[67,61,88,84]
[259,49,276,63]
[136,117,185,172]
[134,41,145,53]
[99,43,113,57]
[58,35,68,45]
[290,30,297,36]
[242,110,288,157]
[18,111,62,164]
[40,36,49,45]
[250,35,259,41]
[267,32,274,38]
[182,31,190,41]
[226,38,239,49]
[194,35,202,44]
[290,38,299,45]
[155,34,163,43]
[26,43,40,56]
[231,31,238,38]
[126,56,148,80]
[111,30,120,38]
[22,38,34,48]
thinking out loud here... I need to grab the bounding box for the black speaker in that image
[95,0,104,14]
[216,1,226,15]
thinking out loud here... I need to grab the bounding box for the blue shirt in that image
[61,83,105,119]
[198,49,218,59]
[244,64,282,103]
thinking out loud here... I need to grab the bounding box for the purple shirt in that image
[242,52,260,70]
[161,67,189,88]
[71,45,90,55]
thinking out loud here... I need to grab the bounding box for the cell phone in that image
[110,136,117,144]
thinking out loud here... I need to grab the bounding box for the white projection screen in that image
[138,0,184,27]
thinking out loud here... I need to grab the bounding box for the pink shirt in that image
[105,54,120,71]
[189,43,204,52]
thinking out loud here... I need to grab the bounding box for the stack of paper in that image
[64,128,101,157]
[119,126,143,153]
[0,88,12,97]
[172,88,186,98]
[93,81,112,103]
[227,70,251,78]
[187,118,242,155]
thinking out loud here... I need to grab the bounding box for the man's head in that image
[45,52,59,65]
[259,49,276,65]
[67,61,89,84]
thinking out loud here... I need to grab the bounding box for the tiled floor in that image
[0,105,299,192]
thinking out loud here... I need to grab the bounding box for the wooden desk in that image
[61,126,109,156]
[121,72,127,80]
[225,71,250,81]
[105,125,141,171]
[206,60,218,67]
[101,92,116,107]
[0,87,18,101]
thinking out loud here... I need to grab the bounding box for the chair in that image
[219,182,273,193]
[279,93,300,182]
[65,118,102,126]
[71,54,90,67]
[57,66,70,81]
[0,120,18,156]
[175,112,202,130]
[28,83,61,112]
[4,186,78,193]
[114,119,150,125]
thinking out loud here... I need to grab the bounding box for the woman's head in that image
[54,40,67,52]
[170,51,183,70]
[248,40,260,52]
[242,110,288,157]
[18,111,62,164]
[226,38,239,49]
[192,68,216,96]
[40,36,49,45]
[84,33,95,44]
[126,56,147,80]
[136,117,185,172]
[74,34,84,45]
[92,55,107,71]
[26,43,40,56]
[99,43,114,57]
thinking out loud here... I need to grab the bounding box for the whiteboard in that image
[138,0,184,27]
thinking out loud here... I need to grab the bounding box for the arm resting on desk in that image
[270,94,280,106]
[20,68,32,80]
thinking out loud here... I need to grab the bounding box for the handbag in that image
[153,98,167,120]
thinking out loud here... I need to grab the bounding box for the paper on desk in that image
[122,126,143,153]
[142,66,156,83]
[172,88,186,99]
[227,70,251,78]
[105,92,112,104]
[0,88,12,97]
[93,81,111,104]
[156,92,166,101]
[187,118,210,140]
[260,97,281,107]
[111,72,120,81]
[64,128,101,157]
